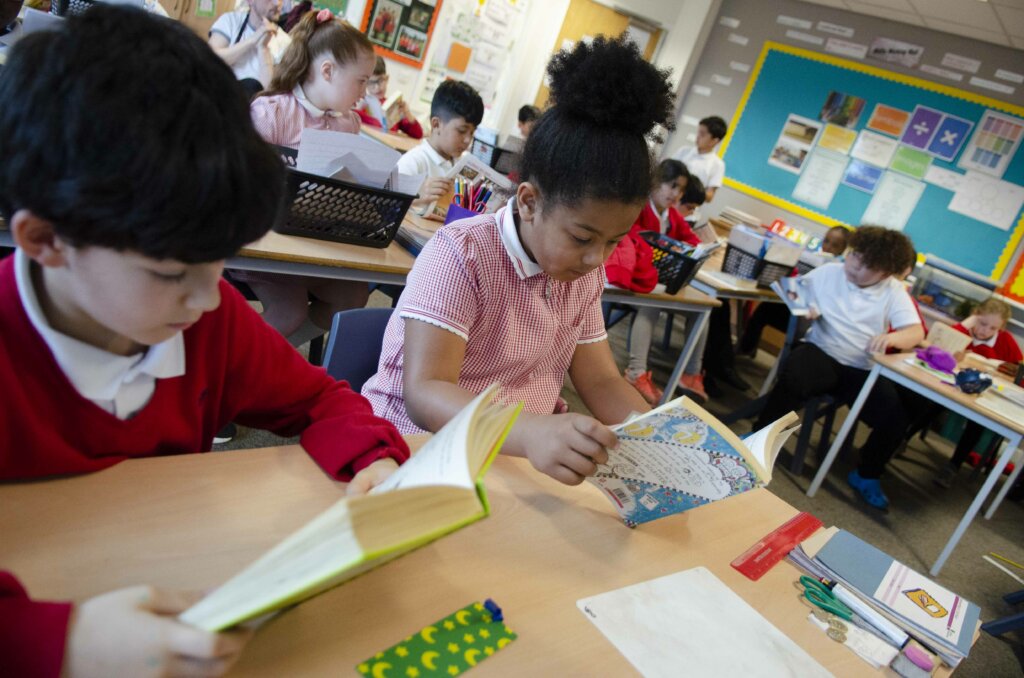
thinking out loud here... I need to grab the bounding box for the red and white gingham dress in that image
[362,200,608,434]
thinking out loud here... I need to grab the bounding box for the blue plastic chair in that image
[323,307,393,392]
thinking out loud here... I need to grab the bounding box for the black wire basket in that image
[640,232,706,295]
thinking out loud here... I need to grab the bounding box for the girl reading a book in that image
[935,298,1023,488]
[243,9,376,340]
[362,37,676,485]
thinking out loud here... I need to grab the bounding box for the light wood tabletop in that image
[692,247,782,302]
[237,230,416,278]
[361,125,421,154]
[2,445,883,677]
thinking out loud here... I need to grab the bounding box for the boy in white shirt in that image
[753,227,924,510]
[398,80,483,213]
[673,115,727,205]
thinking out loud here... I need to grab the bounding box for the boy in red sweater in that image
[0,6,409,676]
[935,298,1023,487]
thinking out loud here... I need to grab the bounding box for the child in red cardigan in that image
[0,7,408,675]
[605,160,705,404]
[355,56,424,138]
[935,298,1022,487]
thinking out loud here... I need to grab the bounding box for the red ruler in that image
[731,512,823,581]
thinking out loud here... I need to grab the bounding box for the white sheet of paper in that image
[924,165,965,192]
[578,567,831,678]
[792,149,847,209]
[862,171,925,231]
[948,170,1024,231]
[851,130,899,167]
[297,128,400,186]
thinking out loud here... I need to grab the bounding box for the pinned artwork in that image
[958,110,1024,179]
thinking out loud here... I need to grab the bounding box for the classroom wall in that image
[668,0,1024,263]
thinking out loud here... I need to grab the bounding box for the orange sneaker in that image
[678,373,708,404]
[626,370,663,405]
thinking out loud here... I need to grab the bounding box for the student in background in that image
[738,225,851,357]
[0,6,408,674]
[672,115,727,205]
[935,298,1023,488]
[245,9,376,339]
[518,104,542,138]
[208,0,282,95]
[606,160,705,404]
[753,227,923,510]
[364,36,675,485]
[356,56,423,138]
[397,79,483,211]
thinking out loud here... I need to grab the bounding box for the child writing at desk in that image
[363,37,675,485]
[245,9,377,340]
[934,298,1023,488]
[753,226,923,510]
[0,7,407,674]
[397,79,483,212]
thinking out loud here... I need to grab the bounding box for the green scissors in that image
[799,576,853,621]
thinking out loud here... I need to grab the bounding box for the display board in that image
[361,0,443,67]
[720,41,1024,278]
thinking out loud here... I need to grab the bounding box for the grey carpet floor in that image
[221,294,1024,676]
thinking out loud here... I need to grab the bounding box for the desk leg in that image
[985,434,1023,519]
[807,364,881,497]
[660,309,709,405]
[932,433,1021,575]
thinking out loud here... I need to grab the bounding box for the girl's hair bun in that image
[546,35,675,139]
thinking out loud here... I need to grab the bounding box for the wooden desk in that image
[361,125,421,154]
[1,446,872,677]
[808,352,1024,575]
[691,248,782,303]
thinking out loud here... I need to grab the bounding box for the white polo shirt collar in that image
[972,332,999,348]
[293,84,344,119]
[15,249,185,414]
[497,197,543,279]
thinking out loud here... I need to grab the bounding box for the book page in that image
[771,277,814,316]
[927,322,971,355]
[742,413,800,480]
[873,561,970,647]
[297,128,400,182]
[591,399,760,525]
[371,385,500,494]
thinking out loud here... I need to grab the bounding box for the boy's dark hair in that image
[656,159,690,186]
[521,36,675,207]
[700,116,728,141]
[680,174,706,206]
[849,226,916,275]
[518,105,542,124]
[826,225,851,246]
[0,5,283,263]
[431,80,484,126]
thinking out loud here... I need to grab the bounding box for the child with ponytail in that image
[363,37,676,486]
[243,9,376,339]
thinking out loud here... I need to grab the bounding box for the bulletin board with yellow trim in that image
[719,41,1024,280]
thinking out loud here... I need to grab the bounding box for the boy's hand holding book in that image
[415,176,454,208]
[346,458,400,496]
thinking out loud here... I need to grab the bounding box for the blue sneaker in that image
[847,470,889,510]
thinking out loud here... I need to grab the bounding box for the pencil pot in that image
[640,232,705,295]
[274,169,414,248]
[721,244,765,281]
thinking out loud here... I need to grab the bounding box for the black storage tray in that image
[639,231,706,295]
[272,142,415,248]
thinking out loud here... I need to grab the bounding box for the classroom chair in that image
[323,307,392,392]
[982,589,1024,637]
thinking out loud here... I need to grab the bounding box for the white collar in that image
[649,199,668,223]
[971,331,999,348]
[420,140,455,171]
[293,84,344,119]
[497,197,543,279]
[15,249,186,401]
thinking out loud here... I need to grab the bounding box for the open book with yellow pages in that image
[180,385,521,631]
[588,397,799,526]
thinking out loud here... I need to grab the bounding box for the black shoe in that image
[213,423,237,444]
[716,367,751,391]
[703,373,723,398]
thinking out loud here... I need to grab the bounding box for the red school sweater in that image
[952,322,1023,362]
[0,255,410,481]
[0,572,71,677]
[631,202,701,247]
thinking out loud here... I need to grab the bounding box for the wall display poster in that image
[850,130,899,168]
[861,171,925,231]
[362,0,443,67]
[792,148,847,209]
[819,90,865,128]
[958,110,1024,179]
[867,104,910,137]
[769,114,821,174]
[842,159,883,193]
[818,124,858,154]
[889,145,932,180]
[868,37,924,68]
[949,171,1024,232]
